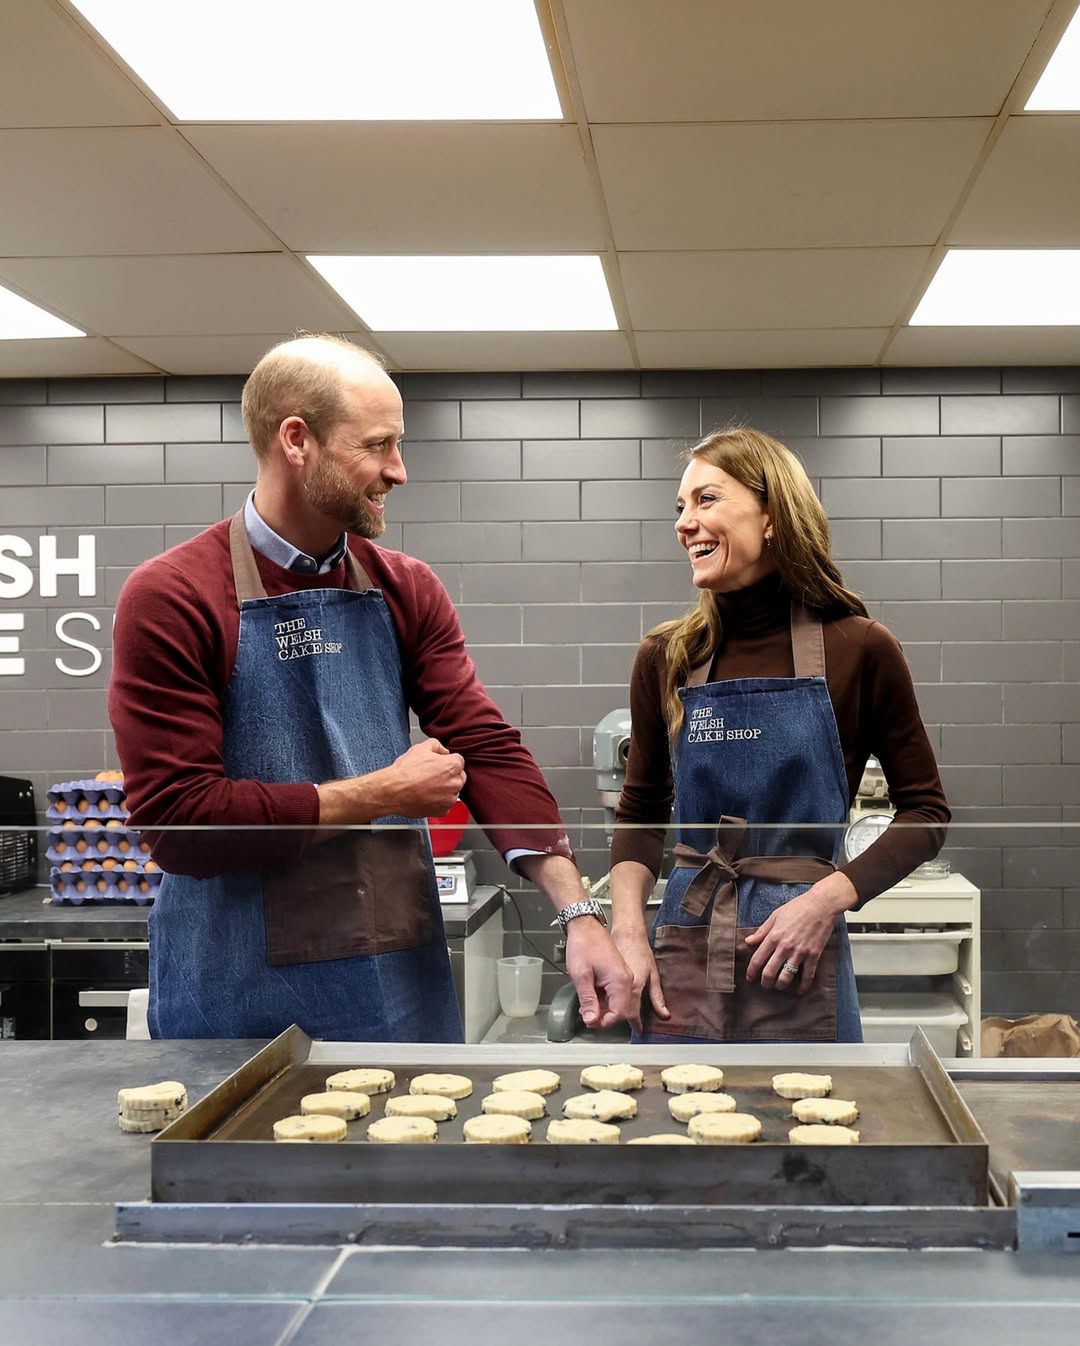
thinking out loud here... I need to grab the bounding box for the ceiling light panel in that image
[0,283,83,339]
[70,0,561,120]
[910,249,1080,325]
[308,255,619,331]
[1026,6,1080,109]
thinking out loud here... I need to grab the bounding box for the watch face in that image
[843,812,893,863]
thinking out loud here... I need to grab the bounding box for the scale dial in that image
[843,811,893,863]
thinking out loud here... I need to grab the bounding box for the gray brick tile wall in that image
[0,445,46,485]
[883,519,1001,558]
[2,367,1078,1016]
[106,402,220,443]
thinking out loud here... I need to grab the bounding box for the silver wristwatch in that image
[554,898,608,931]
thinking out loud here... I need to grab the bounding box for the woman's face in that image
[674,458,775,593]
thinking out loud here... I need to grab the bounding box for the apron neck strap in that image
[685,598,826,686]
[228,510,373,609]
[790,601,826,679]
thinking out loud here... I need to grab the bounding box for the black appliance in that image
[51,943,149,1039]
[0,775,37,896]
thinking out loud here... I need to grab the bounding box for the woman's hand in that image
[744,872,858,995]
[611,923,670,1032]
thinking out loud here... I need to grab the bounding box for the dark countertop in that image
[2,1040,1080,1345]
[0,883,502,943]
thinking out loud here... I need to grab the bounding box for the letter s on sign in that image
[55,612,102,678]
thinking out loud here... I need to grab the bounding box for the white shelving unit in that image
[846,873,981,1057]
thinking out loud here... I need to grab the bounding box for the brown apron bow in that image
[672,815,836,993]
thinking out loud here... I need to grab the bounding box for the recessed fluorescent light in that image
[70,0,561,120]
[0,284,84,340]
[308,255,619,331]
[909,250,1080,325]
[1026,7,1080,109]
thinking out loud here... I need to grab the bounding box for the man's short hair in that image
[241,333,387,460]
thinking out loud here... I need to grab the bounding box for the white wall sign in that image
[0,534,104,677]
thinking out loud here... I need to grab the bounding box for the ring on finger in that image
[780,961,801,977]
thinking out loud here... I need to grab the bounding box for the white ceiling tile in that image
[109,333,298,375]
[0,0,159,128]
[0,336,159,377]
[185,124,605,252]
[636,329,889,368]
[619,248,931,330]
[950,115,1080,244]
[0,254,357,337]
[374,331,634,371]
[563,0,1053,121]
[595,121,990,250]
[886,326,1080,365]
[0,128,275,255]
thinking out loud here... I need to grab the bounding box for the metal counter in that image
[2,1039,1080,1346]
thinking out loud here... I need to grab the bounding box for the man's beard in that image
[304,454,386,539]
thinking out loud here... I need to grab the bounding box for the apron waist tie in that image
[671,815,836,993]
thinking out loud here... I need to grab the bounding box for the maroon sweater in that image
[611,574,950,904]
[109,518,571,877]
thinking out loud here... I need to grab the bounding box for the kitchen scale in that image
[433,849,476,904]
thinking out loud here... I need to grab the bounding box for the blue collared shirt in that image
[244,490,347,574]
[243,492,543,874]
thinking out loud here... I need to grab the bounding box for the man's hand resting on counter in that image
[317,738,466,824]
[515,854,636,1030]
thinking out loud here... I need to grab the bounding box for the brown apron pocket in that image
[264,829,433,967]
[644,924,736,1039]
[644,924,839,1041]
[732,927,838,1041]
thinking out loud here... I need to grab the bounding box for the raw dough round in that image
[772,1072,832,1100]
[668,1092,737,1123]
[300,1091,371,1121]
[408,1072,473,1099]
[547,1118,620,1145]
[273,1114,347,1143]
[463,1114,531,1144]
[117,1081,187,1113]
[660,1064,725,1094]
[118,1113,177,1134]
[386,1094,457,1121]
[626,1134,698,1146]
[492,1069,561,1096]
[562,1090,638,1122]
[579,1063,644,1092]
[688,1113,761,1144]
[326,1068,395,1094]
[367,1116,437,1144]
[480,1090,547,1120]
[790,1123,860,1145]
[791,1098,859,1126]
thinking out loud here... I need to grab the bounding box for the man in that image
[109,334,633,1041]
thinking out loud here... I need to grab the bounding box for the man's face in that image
[303,376,406,539]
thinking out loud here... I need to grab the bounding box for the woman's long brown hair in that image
[652,426,868,737]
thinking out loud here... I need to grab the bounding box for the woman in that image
[610,427,949,1043]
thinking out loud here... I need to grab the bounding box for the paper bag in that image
[981,1012,1080,1058]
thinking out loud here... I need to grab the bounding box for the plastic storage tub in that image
[848,929,968,976]
[858,992,968,1056]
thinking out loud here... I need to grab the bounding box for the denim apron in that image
[147,512,463,1042]
[638,603,862,1044]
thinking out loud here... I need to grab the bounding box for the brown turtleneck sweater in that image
[611,573,950,905]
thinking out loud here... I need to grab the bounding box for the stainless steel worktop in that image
[2,1039,1080,1346]
[0,882,502,941]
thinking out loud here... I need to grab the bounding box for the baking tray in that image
[151,1028,989,1208]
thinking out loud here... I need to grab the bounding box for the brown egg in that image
[81,859,96,872]
[94,878,108,893]
[101,857,117,870]
[54,799,68,814]
[115,878,130,893]
[144,861,160,873]
[106,819,123,830]
[138,879,150,892]
[76,798,89,813]
[59,861,75,872]
[74,880,86,892]
[84,818,100,830]
[123,859,138,871]
[74,838,88,853]
[117,838,131,852]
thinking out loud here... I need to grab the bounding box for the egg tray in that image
[150,1027,990,1210]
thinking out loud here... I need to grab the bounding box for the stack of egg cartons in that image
[45,771,161,905]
